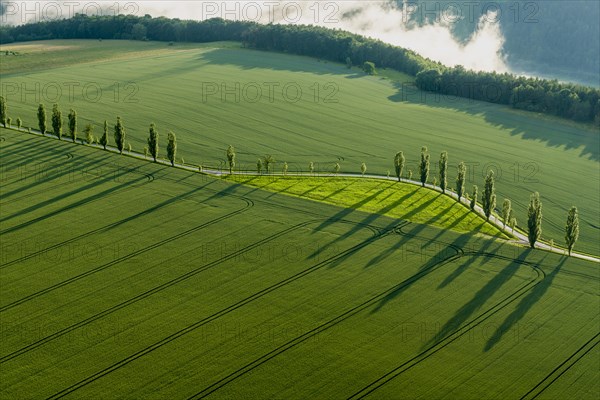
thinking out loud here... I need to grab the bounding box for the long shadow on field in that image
[423,249,532,349]
[397,193,448,224]
[0,156,109,201]
[321,180,360,201]
[199,48,352,76]
[195,179,247,203]
[437,236,503,289]
[484,256,564,351]
[6,145,75,172]
[104,184,212,233]
[0,135,40,156]
[388,82,599,161]
[0,139,68,168]
[308,186,395,258]
[311,187,389,234]
[0,165,149,232]
[369,231,471,312]
[364,200,460,270]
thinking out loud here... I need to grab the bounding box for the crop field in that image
[0,129,598,399]
[0,40,598,255]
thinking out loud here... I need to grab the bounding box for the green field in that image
[1,128,599,399]
[225,175,505,237]
[1,40,598,256]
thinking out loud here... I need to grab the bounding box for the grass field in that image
[225,175,505,237]
[0,40,598,256]
[1,129,598,399]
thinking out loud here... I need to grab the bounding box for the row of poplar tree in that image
[0,96,580,255]
[391,147,579,255]
[0,97,179,167]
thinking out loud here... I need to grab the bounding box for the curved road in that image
[5,127,599,263]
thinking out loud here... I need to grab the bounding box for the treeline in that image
[0,14,254,43]
[240,23,439,76]
[415,66,600,122]
[1,14,598,123]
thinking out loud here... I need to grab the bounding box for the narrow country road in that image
[5,127,598,263]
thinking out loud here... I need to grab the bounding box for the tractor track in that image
[188,233,463,399]
[347,251,545,399]
[0,218,381,364]
[0,178,234,271]
[0,169,154,207]
[520,332,600,400]
[44,220,398,400]
[0,196,253,312]
[0,166,155,237]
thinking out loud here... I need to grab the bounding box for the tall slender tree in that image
[565,206,579,255]
[456,161,466,201]
[0,96,7,127]
[227,145,236,174]
[100,120,109,150]
[502,199,512,227]
[308,161,315,175]
[470,185,478,211]
[114,116,125,154]
[527,192,543,248]
[257,159,263,174]
[283,162,288,175]
[147,123,159,162]
[37,103,47,134]
[419,146,430,187]
[68,109,77,142]
[84,124,94,144]
[482,170,496,221]
[334,162,340,175]
[394,151,405,182]
[262,155,275,173]
[167,131,177,166]
[51,104,62,139]
[438,151,448,193]
[361,162,367,176]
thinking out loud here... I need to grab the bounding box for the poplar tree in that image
[419,146,429,187]
[456,161,466,201]
[394,151,405,181]
[439,151,448,193]
[482,170,496,221]
[527,192,543,248]
[147,123,159,162]
[565,206,579,255]
[167,131,177,166]
[114,116,125,153]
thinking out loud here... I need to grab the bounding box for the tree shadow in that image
[369,229,470,312]
[0,157,111,201]
[1,139,64,163]
[0,164,149,229]
[307,186,391,258]
[321,180,360,201]
[388,82,599,161]
[198,48,353,76]
[104,183,213,233]
[424,249,532,349]
[484,256,565,351]
[437,237,501,290]
[395,191,444,222]
[0,135,40,157]
[6,144,74,172]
